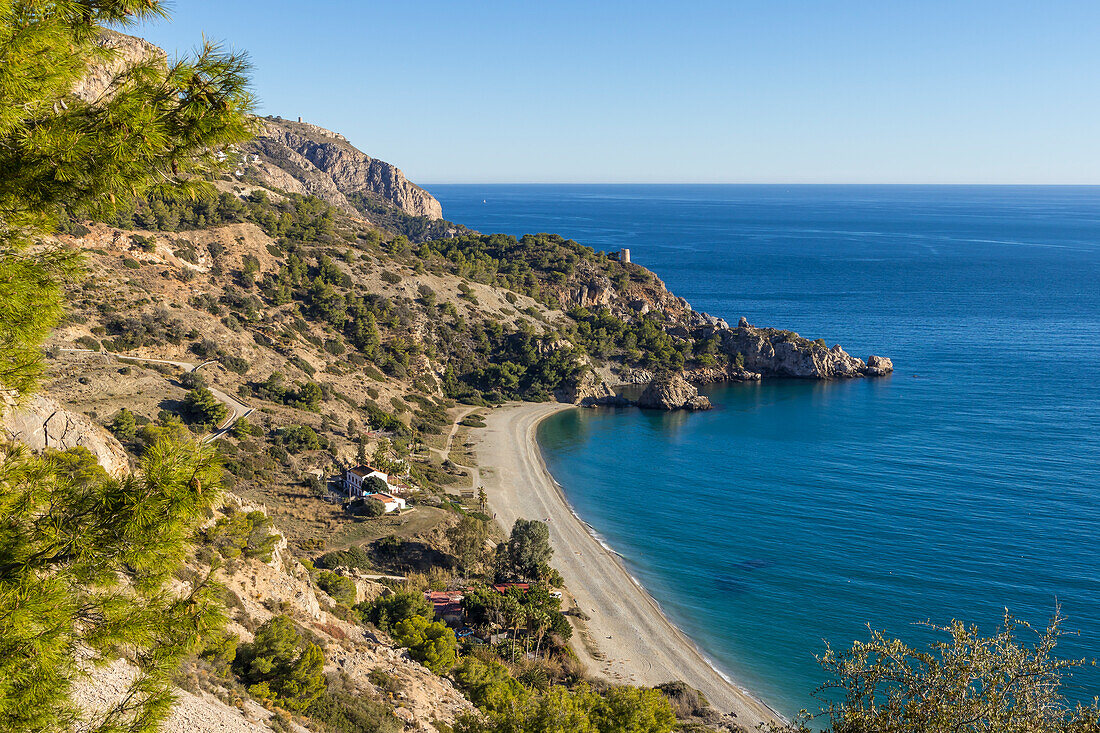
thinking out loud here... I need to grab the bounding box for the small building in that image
[426,590,465,625]
[619,248,631,264]
[344,464,388,497]
[365,492,406,513]
[492,582,530,595]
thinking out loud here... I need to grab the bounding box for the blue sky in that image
[133,1,1100,184]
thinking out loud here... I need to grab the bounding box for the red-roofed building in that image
[344,464,387,496]
[425,590,465,625]
[492,583,530,594]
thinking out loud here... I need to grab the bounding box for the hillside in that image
[8,25,889,733]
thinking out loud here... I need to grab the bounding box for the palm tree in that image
[528,608,551,659]
[501,596,525,663]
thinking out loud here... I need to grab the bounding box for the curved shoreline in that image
[473,402,783,728]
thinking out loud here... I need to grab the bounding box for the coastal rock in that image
[2,394,130,476]
[865,355,894,376]
[637,374,712,411]
[555,371,624,407]
[683,365,762,383]
[617,368,654,385]
[716,325,889,379]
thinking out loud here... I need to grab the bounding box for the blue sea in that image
[426,184,1100,717]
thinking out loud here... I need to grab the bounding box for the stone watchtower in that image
[619,248,631,264]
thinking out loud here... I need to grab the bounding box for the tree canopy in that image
[0,2,253,730]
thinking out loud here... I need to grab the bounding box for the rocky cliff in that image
[246,117,443,220]
[713,318,892,379]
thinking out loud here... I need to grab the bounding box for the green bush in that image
[74,335,100,351]
[315,571,356,606]
[107,408,137,441]
[315,545,371,571]
[273,425,323,453]
[356,590,433,632]
[233,616,326,712]
[391,615,457,674]
[181,387,228,428]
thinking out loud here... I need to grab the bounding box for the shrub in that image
[315,545,371,571]
[347,497,386,518]
[74,335,100,351]
[305,673,401,733]
[179,370,207,390]
[107,408,136,441]
[273,425,323,453]
[356,590,433,632]
[180,387,228,428]
[391,615,457,674]
[233,616,326,712]
[380,270,401,285]
[315,571,356,606]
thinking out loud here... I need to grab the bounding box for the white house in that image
[366,492,406,513]
[344,464,388,497]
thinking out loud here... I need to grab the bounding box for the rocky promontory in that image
[708,318,893,379]
[637,374,712,411]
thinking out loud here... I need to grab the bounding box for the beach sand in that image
[473,402,782,729]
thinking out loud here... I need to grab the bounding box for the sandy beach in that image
[473,402,782,728]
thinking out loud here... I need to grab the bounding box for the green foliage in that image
[179,370,207,390]
[233,616,326,712]
[0,439,224,732]
[357,590,433,632]
[347,496,386,517]
[304,672,401,733]
[75,334,101,351]
[273,425,324,454]
[315,544,372,572]
[391,614,457,674]
[0,0,252,399]
[107,407,137,441]
[447,515,489,574]
[315,570,356,606]
[252,372,323,411]
[198,507,278,563]
[455,684,677,733]
[0,3,252,729]
[767,611,1100,733]
[229,415,260,439]
[452,656,530,713]
[181,387,229,428]
[496,519,553,582]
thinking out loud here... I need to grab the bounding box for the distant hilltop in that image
[80,31,443,223]
[246,116,444,221]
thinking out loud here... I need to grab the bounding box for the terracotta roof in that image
[493,583,530,594]
[348,464,387,477]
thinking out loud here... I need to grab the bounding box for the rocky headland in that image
[246,117,444,220]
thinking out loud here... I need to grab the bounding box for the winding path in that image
[58,347,253,442]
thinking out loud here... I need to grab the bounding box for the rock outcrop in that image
[2,394,130,476]
[72,30,165,102]
[715,323,894,379]
[247,117,443,220]
[555,371,621,406]
[637,374,712,411]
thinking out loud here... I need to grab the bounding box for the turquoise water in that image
[427,185,1100,716]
